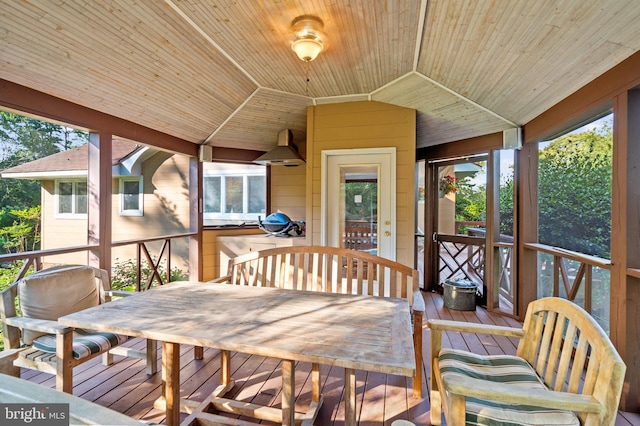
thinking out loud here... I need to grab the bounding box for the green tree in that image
[0,111,87,253]
[499,175,514,236]
[0,207,41,253]
[455,177,486,230]
[494,122,612,256]
[538,124,612,258]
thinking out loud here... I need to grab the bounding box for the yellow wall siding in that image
[202,228,263,280]
[270,164,306,222]
[306,101,416,267]
[40,180,89,266]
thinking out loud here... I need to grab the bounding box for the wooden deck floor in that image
[18,290,640,425]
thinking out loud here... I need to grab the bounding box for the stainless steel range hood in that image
[253,129,305,166]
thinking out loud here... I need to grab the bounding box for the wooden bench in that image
[428,297,626,426]
[210,245,425,399]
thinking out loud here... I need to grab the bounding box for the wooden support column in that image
[485,150,498,310]
[189,156,202,282]
[612,89,640,412]
[88,132,112,271]
[424,162,438,290]
[516,141,538,319]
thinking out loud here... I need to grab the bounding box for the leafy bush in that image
[111,257,187,291]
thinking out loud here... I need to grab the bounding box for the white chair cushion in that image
[19,265,99,344]
[32,329,128,360]
[438,348,580,426]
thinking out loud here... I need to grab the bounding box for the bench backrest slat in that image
[223,245,418,304]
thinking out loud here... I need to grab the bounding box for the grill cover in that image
[258,212,304,237]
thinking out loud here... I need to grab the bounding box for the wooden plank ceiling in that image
[1,0,639,151]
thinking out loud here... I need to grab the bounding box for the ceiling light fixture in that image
[291,15,324,62]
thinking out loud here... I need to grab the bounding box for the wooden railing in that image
[495,242,514,305]
[0,244,100,283]
[435,233,485,284]
[466,228,515,305]
[112,233,196,291]
[0,232,196,290]
[454,220,486,235]
[524,243,611,315]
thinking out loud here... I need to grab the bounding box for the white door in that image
[322,148,396,260]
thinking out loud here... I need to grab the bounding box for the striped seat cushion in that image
[438,348,580,426]
[32,329,128,360]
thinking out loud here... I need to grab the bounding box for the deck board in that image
[13,290,639,425]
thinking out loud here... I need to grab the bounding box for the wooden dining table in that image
[58,281,415,426]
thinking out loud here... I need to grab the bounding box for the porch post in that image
[484,150,498,310]
[516,141,538,318]
[611,89,640,411]
[189,156,202,281]
[88,132,112,271]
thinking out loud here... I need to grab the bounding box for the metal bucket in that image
[443,279,477,311]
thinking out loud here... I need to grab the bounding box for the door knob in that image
[384,231,391,236]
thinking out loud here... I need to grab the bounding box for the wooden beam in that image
[0,78,197,157]
[210,146,265,162]
[417,132,502,161]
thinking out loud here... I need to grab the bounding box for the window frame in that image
[54,179,88,219]
[203,167,266,221]
[119,176,144,217]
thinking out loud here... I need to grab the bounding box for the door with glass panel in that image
[322,148,395,260]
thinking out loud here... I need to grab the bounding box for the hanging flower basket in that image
[439,175,459,198]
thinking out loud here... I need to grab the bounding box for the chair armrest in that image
[5,317,72,335]
[412,289,425,313]
[427,319,524,338]
[209,275,231,284]
[441,374,602,413]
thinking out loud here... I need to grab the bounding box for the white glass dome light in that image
[291,16,325,62]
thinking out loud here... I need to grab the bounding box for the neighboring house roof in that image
[1,140,142,179]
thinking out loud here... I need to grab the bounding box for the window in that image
[203,163,266,225]
[120,177,143,216]
[56,180,87,217]
[537,114,612,259]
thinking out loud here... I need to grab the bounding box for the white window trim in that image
[54,179,88,219]
[119,176,144,217]
[203,169,266,221]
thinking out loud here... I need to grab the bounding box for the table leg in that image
[221,349,231,386]
[345,368,356,426]
[311,363,321,403]
[162,342,180,426]
[281,359,295,426]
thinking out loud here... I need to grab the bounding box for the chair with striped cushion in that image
[0,265,157,393]
[428,297,626,426]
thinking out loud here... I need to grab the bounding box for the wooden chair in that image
[209,245,425,398]
[429,297,626,426]
[0,265,158,393]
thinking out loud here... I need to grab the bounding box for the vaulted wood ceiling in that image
[1,0,639,152]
